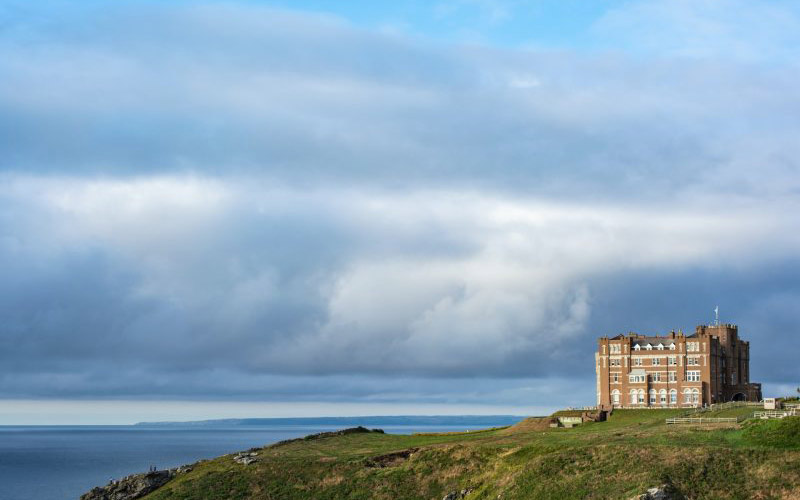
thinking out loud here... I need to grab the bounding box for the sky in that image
[1,0,799,424]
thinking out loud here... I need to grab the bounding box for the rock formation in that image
[633,484,686,500]
[80,467,192,500]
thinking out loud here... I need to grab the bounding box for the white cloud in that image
[3,175,798,380]
[1,1,799,410]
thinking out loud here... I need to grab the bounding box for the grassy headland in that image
[143,411,800,500]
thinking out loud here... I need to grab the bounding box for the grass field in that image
[142,411,800,500]
[695,406,759,419]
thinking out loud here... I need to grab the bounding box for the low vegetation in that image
[143,411,800,500]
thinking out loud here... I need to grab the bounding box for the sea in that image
[0,416,523,500]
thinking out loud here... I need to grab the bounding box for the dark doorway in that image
[731,393,746,402]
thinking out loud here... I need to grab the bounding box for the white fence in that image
[753,409,797,419]
[667,401,763,424]
[666,417,739,424]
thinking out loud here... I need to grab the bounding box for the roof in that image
[630,337,677,347]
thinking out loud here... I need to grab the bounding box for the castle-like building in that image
[596,323,761,408]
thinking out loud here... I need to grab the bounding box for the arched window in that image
[683,388,692,404]
[611,389,620,405]
[638,389,645,404]
[630,389,638,405]
[659,389,667,405]
[649,389,657,405]
[669,389,677,404]
[692,388,700,404]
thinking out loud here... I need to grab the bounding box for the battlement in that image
[699,323,737,329]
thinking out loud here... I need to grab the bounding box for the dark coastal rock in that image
[80,470,175,500]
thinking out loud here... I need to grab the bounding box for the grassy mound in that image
[741,416,800,449]
[504,417,554,433]
[141,410,800,500]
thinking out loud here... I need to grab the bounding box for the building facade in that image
[596,324,761,408]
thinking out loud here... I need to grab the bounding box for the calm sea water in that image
[0,419,520,500]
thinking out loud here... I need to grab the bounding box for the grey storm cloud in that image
[0,1,799,407]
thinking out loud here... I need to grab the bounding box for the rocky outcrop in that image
[443,487,474,499]
[79,468,188,500]
[233,451,259,465]
[633,484,686,500]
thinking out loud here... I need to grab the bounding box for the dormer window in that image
[668,343,675,350]
[645,343,653,350]
[657,343,664,350]
[634,344,641,351]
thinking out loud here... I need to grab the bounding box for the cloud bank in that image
[0,1,799,417]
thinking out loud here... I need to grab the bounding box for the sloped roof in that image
[630,336,675,347]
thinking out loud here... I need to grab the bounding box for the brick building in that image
[596,324,761,408]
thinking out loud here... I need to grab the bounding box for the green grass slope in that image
[143,412,800,500]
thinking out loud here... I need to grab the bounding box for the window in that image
[629,374,645,383]
[687,342,699,352]
[669,343,676,350]
[645,343,653,350]
[683,389,692,404]
[652,358,661,366]
[634,344,641,351]
[660,389,667,405]
[670,389,677,403]
[686,370,700,382]
[731,371,737,385]
[657,343,664,350]
[634,358,642,366]
[668,356,676,365]
[610,358,620,366]
[691,388,700,404]
[612,390,620,405]
[638,390,645,404]
[630,390,638,405]
[687,357,699,366]
[651,372,661,382]
[610,344,621,354]
[649,390,657,405]
[668,371,677,382]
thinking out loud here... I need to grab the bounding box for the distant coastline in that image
[135,415,527,427]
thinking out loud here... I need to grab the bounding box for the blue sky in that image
[259,0,612,46]
[1,0,799,424]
